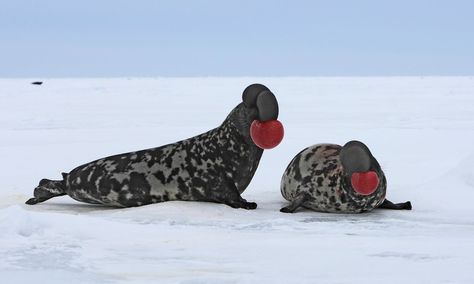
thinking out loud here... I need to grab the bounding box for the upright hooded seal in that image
[280,141,411,213]
[26,84,283,209]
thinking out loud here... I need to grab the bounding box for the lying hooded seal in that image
[280,141,412,213]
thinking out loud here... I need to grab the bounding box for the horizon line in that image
[1,75,474,80]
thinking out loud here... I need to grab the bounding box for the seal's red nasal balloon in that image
[351,171,379,195]
[250,120,284,149]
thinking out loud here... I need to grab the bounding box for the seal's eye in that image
[351,171,379,195]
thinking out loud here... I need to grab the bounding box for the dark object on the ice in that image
[31,81,43,85]
[26,84,283,209]
[280,140,412,213]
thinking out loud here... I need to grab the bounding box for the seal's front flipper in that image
[378,199,412,210]
[280,192,309,213]
[226,198,258,210]
[25,178,67,205]
[212,174,258,210]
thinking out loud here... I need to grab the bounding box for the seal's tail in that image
[25,174,67,205]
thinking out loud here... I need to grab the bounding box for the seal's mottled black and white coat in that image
[280,141,411,213]
[26,84,279,209]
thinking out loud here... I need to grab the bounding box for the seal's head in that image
[241,84,284,149]
[225,84,284,149]
[340,140,381,196]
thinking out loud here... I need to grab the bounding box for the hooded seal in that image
[280,141,411,213]
[26,84,282,209]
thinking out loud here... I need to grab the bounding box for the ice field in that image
[1,77,473,283]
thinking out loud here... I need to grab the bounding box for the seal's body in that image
[280,141,411,213]
[27,84,282,209]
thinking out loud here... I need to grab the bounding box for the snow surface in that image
[1,77,474,283]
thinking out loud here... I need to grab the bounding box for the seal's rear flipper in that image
[25,177,67,205]
[378,199,412,210]
[280,192,309,213]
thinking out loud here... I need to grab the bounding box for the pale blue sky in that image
[1,0,473,77]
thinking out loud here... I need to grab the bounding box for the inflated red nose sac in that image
[351,171,379,195]
[250,120,284,149]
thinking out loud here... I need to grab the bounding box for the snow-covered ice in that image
[1,77,473,283]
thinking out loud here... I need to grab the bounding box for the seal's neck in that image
[206,108,263,193]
